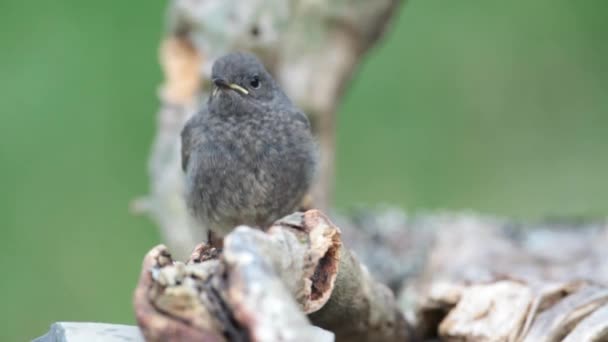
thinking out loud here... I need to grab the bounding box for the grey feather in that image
[181,52,317,236]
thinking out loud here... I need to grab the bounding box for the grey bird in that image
[181,52,317,241]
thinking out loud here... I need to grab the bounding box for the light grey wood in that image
[33,322,143,342]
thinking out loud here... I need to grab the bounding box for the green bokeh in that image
[336,1,608,217]
[1,1,607,340]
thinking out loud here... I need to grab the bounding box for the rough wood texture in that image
[132,0,403,258]
[37,210,608,341]
[133,245,225,342]
[222,211,342,314]
[357,211,608,341]
[132,210,409,342]
[129,208,608,341]
[33,322,144,342]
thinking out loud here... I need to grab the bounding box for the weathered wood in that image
[562,304,608,341]
[37,211,608,341]
[133,245,225,342]
[523,284,608,342]
[438,281,532,341]
[33,322,143,342]
[132,210,409,342]
[380,212,608,341]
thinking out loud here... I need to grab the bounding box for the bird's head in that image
[209,52,283,112]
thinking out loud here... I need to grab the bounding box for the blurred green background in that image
[1,0,607,340]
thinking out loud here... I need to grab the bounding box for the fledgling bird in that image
[181,52,317,240]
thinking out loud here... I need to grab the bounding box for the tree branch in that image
[133,210,410,342]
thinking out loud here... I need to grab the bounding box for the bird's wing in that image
[292,109,312,130]
[180,112,205,172]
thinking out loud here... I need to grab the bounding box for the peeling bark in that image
[133,245,224,342]
[389,213,608,341]
[38,210,608,341]
[133,210,410,342]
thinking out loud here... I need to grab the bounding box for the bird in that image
[181,52,317,243]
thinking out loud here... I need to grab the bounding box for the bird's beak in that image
[212,78,249,95]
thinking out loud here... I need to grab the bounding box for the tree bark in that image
[133,210,411,342]
[369,212,608,341]
[37,211,608,341]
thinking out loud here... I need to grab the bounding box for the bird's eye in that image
[250,76,261,89]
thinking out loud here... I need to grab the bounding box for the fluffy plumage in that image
[181,52,317,237]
